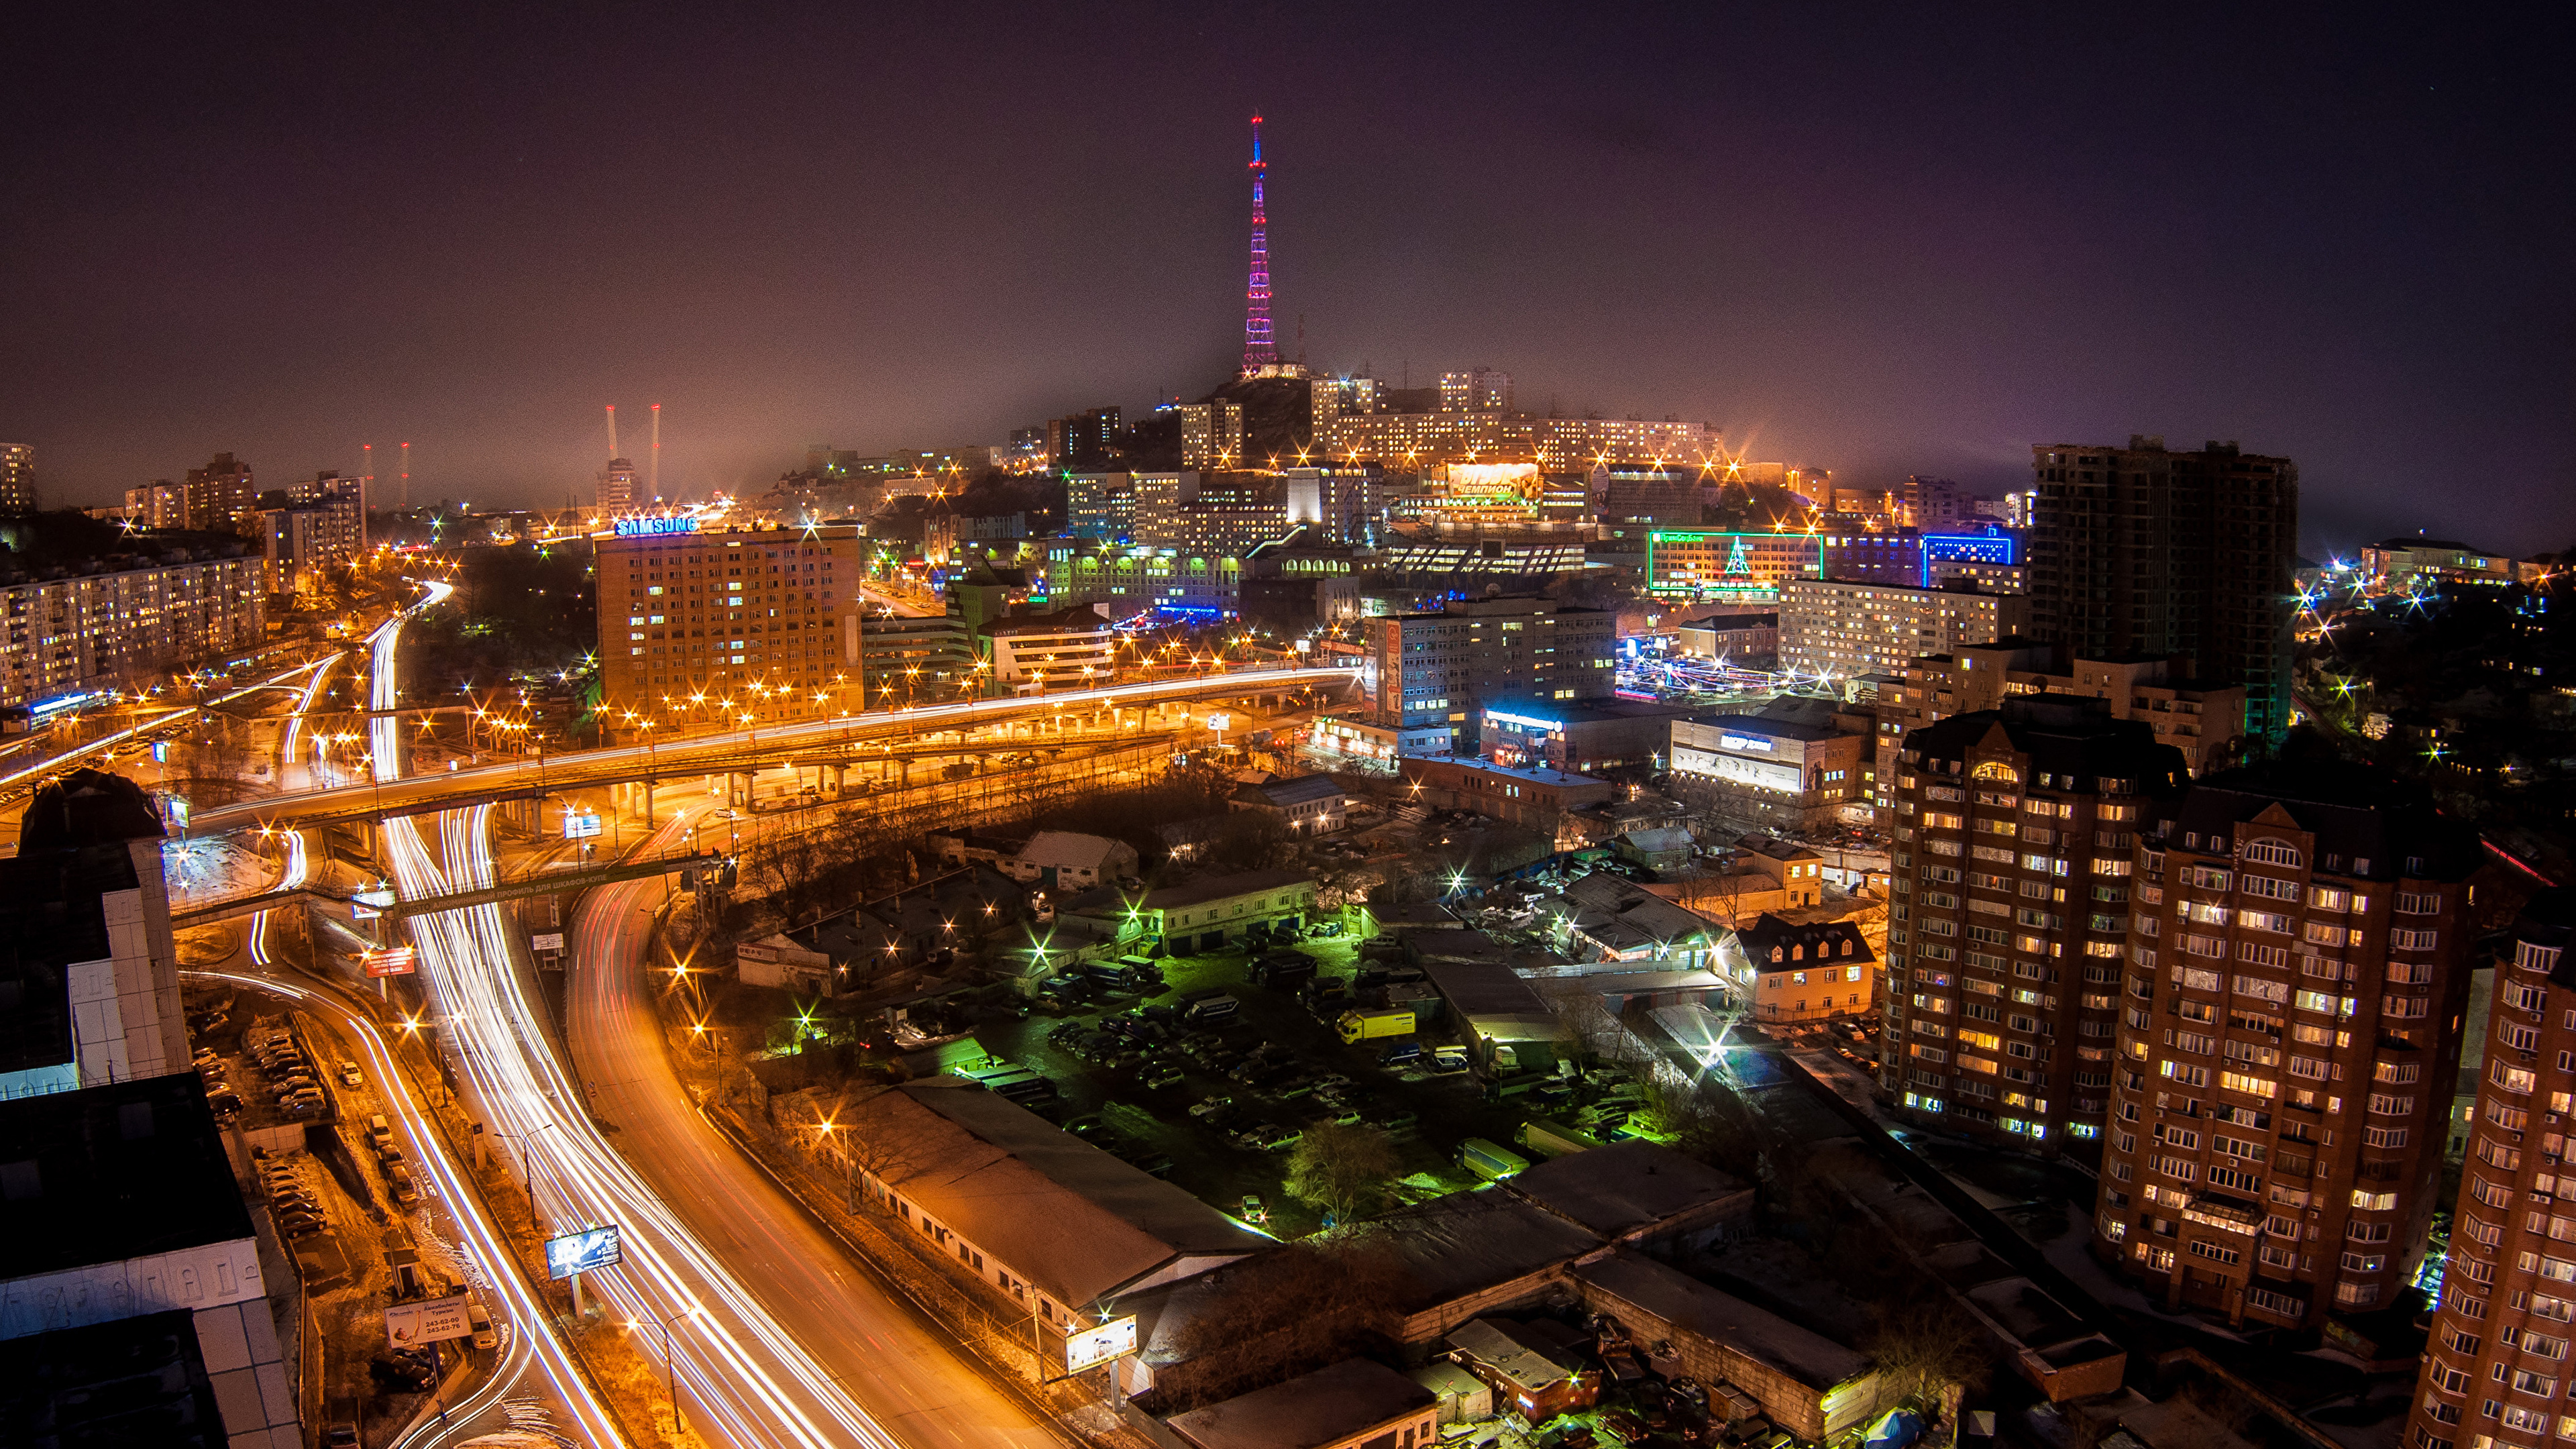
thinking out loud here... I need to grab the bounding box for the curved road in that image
[566,812,1062,1449]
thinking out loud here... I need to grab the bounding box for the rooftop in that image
[1166,1358,1435,1449]
[1399,756,1609,790]
[1683,712,1842,744]
[1446,1316,1593,1391]
[2159,763,2485,881]
[1019,830,1132,870]
[1507,1142,1749,1240]
[1362,1190,1603,1312]
[0,843,147,1077]
[0,1076,256,1280]
[0,1309,227,1446]
[1735,914,1876,965]
[1139,869,1313,912]
[1573,1251,1869,1392]
[1237,775,1344,808]
[1904,698,2188,784]
[843,1079,1267,1309]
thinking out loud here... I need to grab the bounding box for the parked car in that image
[1187,1095,1234,1119]
[339,1061,364,1087]
[1240,1193,1268,1224]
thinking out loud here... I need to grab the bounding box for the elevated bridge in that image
[188,667,1356,834]
[170,849,727,928]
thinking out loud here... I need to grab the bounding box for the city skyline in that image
[3,7,2567,553]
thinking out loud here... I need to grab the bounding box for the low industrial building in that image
[1445,1317,1599,1421]
[1303,715,1399,771]
[825,1079,1268,1332]
[1532,872,1719,968]
[981,603,1118,688]
[1229,774,1347,835]
[1506,1142,1753,1252]
[1061,869,1316,955]
[1417,961,1563,1071]
[1163,1358,1436,1449]
[1395,757,1615,845]
[928,828,1140,890]
[1571,1252,1879,1443]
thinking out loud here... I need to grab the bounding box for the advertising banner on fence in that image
[1062,1315,1137,1373]
[385,1293,472,1348]
[362,947,417,977]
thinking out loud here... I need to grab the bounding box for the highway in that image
[192,664,1360,833]
[567,814,1064,1449]
[366,580,1024,1448]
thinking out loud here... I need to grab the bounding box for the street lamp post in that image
[635,1307,699,1440]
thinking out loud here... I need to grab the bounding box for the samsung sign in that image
[614,515,698,538]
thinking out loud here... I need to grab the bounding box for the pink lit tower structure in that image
[1241,114,1278,375]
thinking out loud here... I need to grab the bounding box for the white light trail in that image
[184,969,623,1449]
[372,576,908,1448]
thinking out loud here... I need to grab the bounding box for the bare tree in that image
[1284,1124,1400,1223]
[1862,1295,1991,1421]
[1154,1242,1415,1412]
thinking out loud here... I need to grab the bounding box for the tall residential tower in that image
[2027,437,2298,742]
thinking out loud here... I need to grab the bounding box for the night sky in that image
[4,4,2568,553]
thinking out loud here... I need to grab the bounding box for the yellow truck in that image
[1336,1006,1415,1044]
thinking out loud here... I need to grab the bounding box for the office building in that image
[592,521,865,725]
[1282,464,1389,543]
[0,545,264,710]
[1868,641,2248,822]
[2027,437,2299,741]
[1137,472,1290,557]
[1881,696,2190,1149]
[1366,596,1615,755]
[1479,696,1691,774]
[982,604,1116,688]
[1048,408,1124,472]
[1642,530,1824,602]
[182,452,258,535]
[2406,890,2576,1449]
[0,443,32,513]
[598,455,637,513]
[2093,765,2485,1328]
[853,614,975,708]
[1778,578,2032,682]
[1044,543,1241,621]
[1177,399,1244,470]
[1901,476,1974,532]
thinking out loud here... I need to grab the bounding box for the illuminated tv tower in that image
[1241,114,1277,374]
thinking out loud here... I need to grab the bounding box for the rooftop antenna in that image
[650,404,661,500]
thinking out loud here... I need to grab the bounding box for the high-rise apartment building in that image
[1177,400,1245,470]
[1365,596,1615,754]
[258,472,367,594]
[182,452,258,534]
[1778,578,2032,682]
[2028,437,2299,742]
[0,443,33,513]
[1048,408,1124,472]
[593,522,864,727]
[126,480,190,530]
[2408,890,2576,1449]
[2094,766,2485,1328]
[1869,641,2249,822]
[1066,472,1136,541]
[1439,368,1512,413]
[0,552,265,708]
[1882,696,2188,1147]
[598,455,637,513]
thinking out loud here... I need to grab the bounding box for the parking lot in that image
[960,934,1668,1237]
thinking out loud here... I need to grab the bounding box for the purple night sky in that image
[3,4,2567,554]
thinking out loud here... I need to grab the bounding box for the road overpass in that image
[190,665,1359,833]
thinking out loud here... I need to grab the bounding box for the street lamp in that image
[630,1307,700,1439]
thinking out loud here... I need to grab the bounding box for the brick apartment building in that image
[1881,696,2188,1149]
[2093,765,2488,1330]
[2404,890,2576,1449]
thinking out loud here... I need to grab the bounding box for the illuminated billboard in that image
[545,1224,623,1279]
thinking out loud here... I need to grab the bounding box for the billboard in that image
[563,812,604,841]
[1062,1315,1137,1373]
[385,1293,472,1348]
[546,1224,623,1279]
[362,947,417,978]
